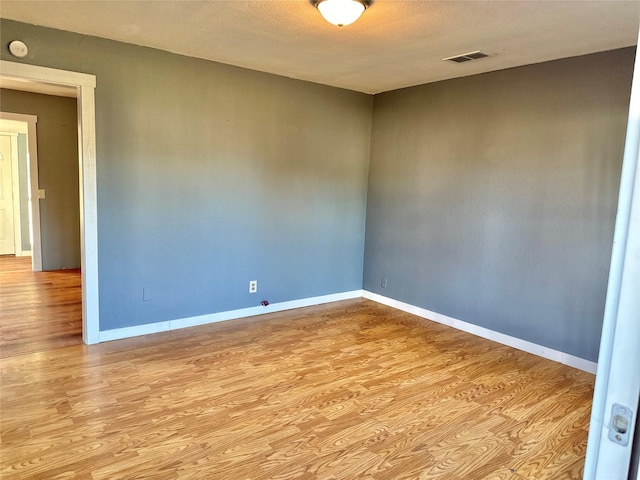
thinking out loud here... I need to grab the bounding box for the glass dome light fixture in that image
[313,0,371,27]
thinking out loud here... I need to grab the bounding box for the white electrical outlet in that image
[249,280,257,293]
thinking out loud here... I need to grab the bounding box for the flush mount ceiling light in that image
[313,0,371,27]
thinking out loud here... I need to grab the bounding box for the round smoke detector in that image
[9,40,28,59]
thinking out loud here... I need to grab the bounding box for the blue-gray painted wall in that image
[1,19,635,362]
[363,48,635,362]
[0,20,373,330]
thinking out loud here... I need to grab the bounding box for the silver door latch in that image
[608,403,633,446]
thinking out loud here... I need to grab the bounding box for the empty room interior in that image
[1,1,639,479]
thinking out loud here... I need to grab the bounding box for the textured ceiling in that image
[1,1,639,94]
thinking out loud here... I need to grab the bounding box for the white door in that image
[583,27,640,479]
[0,134,16,255]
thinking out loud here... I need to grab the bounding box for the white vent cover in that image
[443,51,489,63]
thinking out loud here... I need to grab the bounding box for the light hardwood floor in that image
[0,255,82,358]
[0,274,594,479]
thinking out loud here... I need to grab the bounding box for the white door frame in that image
[7,132,23,256]
[0,60,100,344]
[583,28,640,478]
[0,114,40,267]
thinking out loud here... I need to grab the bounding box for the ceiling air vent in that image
[443,51,489,63]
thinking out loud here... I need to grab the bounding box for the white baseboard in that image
[99,290,363,343]
[362,290,597,374]
[99,288,596,374]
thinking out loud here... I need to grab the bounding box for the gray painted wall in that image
[0,20,373,331]
[1,19,634,361]
[17,133,30,252]
[364,48,635,362]
[0,89,80,270]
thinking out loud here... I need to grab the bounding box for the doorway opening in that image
[0,114,41,270]
[0,60,99,344]
[0,105,83,356]
[0,128,25,256]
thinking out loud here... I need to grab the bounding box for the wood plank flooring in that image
[0,297,594,479]
[0,255,82,358]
